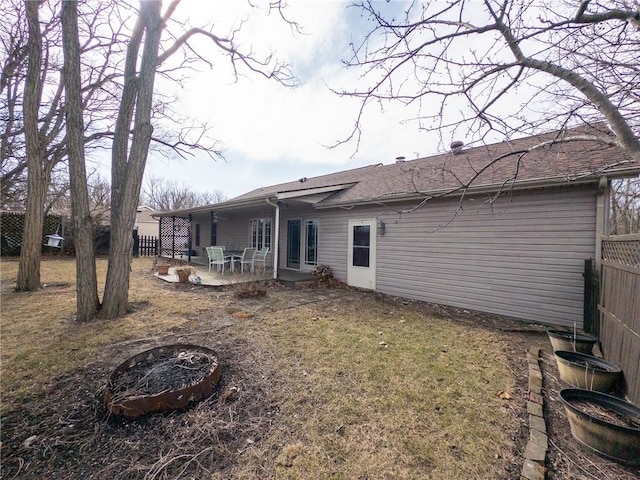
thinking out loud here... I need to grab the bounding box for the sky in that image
[132,0,451,201]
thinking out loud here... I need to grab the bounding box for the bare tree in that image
[610,177,640,234]
[47,172,111,227]
[60,0,296,319]
[6,0,225,295]
[61,0,99,321]
[340,1,639,169]
[0,0,28,209]
[86,174,111,229]
[8,0,118,291]
[142,175,226,211]
[16,0,48,291]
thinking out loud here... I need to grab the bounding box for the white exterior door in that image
[347,219,376,290]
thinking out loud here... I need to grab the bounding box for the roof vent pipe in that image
[395,156,406,163]
[450,141,464,154]
[299,177,307,183]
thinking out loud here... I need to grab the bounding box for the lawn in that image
[1,256,529,479]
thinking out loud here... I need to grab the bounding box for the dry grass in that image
[0,256,524,479]
[258,302,518,479]
[0,257,192,401]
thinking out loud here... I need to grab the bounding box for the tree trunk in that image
[100,1,163,319]
[61,0,99,321]
[16,0,45,292]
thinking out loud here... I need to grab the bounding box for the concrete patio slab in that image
[154,265,271,286]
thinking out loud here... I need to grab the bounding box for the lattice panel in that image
[601,237,640,266]
[1,212,66,255]
[159,216,191,257]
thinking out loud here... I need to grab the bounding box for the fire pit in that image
[104,344,222,419]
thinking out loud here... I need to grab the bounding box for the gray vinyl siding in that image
[192,206,275,263]
[316,185,597,327]
[315,212,349,279]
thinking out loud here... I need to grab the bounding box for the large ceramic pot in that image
[547,328,597,354]
[554,351,622,392]
[559,388,640,465]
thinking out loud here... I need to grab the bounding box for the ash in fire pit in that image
[104,344,222,419]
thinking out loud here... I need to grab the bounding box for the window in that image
[195,223,201,247]
[305,219,318,266]
[249,218,272,250]
[352,225,370,267]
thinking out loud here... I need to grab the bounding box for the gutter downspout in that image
[595,177,609,270]
[266,197,279,280]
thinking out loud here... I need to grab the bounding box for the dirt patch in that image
[1,335,280,480]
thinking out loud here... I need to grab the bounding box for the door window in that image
[287,220,301,268]
[352,225,370,267]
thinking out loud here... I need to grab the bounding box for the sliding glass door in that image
[287,218,318,270]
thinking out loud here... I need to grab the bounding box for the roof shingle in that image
[232,126,637,207]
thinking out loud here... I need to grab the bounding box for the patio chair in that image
[236,247,256,273]
[206,246,230,274]
[252,248,269,272]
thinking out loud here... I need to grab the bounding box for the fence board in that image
[598,234,640,406]
[136,235,158,257]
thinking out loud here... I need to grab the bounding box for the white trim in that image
[265,198,280,279]
[595,177,609,270]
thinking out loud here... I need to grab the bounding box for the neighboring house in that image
[135,205,159,237]
[156,127,640,327]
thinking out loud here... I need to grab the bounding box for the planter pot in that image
[547,328,597,354]
[559,388,640,465]
[175,268,193,284]
[157,265,169,275]
[554,351,622,392]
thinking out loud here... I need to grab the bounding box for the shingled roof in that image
[236,126,637,207]
[157,126,638,216]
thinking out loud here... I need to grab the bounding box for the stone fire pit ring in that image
[104,343,222,419]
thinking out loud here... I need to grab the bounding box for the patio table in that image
[224,250,243,273]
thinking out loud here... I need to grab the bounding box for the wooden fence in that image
[133,233,158,257]
[598,234,640,405]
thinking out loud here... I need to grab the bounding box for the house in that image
[135,205,159,237]
[156,127,640,327]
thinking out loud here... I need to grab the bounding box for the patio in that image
[154,264,271,286]
[155,258,318,287]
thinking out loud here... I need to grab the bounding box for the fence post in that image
[132,229,139,257]
[583,258,599,335]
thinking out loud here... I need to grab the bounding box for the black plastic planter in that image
[554,351,622,392]
[559,388,640,465]
[547,328,597,354]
